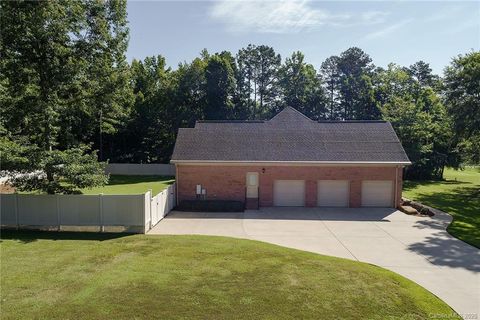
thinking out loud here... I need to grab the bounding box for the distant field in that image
[404,167,480,248]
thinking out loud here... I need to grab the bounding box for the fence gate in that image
[149,184,175,229]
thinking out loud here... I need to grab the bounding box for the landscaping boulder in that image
[400,205,418,215]
[401,198,434,216]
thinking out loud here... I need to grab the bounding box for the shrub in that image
[177,200,244,212]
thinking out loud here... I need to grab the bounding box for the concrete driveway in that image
[149,207,480,318]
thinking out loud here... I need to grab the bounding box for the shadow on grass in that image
[106,175,175,186]
[405,186,479,216]
[403,179,467,192]
[0,230,132,243]
[405,183,480,250]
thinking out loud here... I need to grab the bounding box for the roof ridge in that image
[317,120,387,123]
[197,120,265,123]
[195,119,389,126]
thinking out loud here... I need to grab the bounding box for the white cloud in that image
[363,19,412,40]
[445,18,479,35]
[359,11,390,25]
[209,0,389,34]
[424,5,464,23]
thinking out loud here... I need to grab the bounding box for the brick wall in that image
[176,165,404,208]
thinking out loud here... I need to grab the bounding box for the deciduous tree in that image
[279,52,327,120]
[378,64,452,179]
[0,140,107,194]
[205,54,236,120]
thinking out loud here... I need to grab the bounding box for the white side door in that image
[246,172,259,199]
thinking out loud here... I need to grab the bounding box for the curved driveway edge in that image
[149,207,480,318]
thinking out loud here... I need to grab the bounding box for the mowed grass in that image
[0,232,457,320]
[404,167,480,248]
[81,175,174,195]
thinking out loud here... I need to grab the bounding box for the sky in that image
[126,0,480,75]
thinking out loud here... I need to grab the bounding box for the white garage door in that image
[361,181,393,207]
[273,180,305,206]
[317,180,349,207]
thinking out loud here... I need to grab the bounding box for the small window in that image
[247,172,258,186]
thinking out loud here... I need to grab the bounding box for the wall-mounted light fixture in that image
[262,168,266,174]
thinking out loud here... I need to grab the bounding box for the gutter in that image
[394,166,399,208]
[170,160,412,166]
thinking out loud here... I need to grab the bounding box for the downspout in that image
[394,166,399,208]
[175,164,179,206]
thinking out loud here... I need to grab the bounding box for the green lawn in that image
[81,175,174,195]
[0,232,457,320]
[403,167,480,248]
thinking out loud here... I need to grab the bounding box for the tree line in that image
[117,47,479,181]
[1,1,478,193]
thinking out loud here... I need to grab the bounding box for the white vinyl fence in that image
[0,183,175,233]
[105,163,175,176]
[147,184,176,229]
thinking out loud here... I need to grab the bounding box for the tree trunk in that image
[46,170,55,194]
[247,75,251,119]
[99,108,103,161]
[330,80,334,119]
[253,80,257,119]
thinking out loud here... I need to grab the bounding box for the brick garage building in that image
[171,107,410,209]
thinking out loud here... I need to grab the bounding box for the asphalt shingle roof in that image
[171,107,410,163]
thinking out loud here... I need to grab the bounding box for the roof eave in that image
[170,160,412,165]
